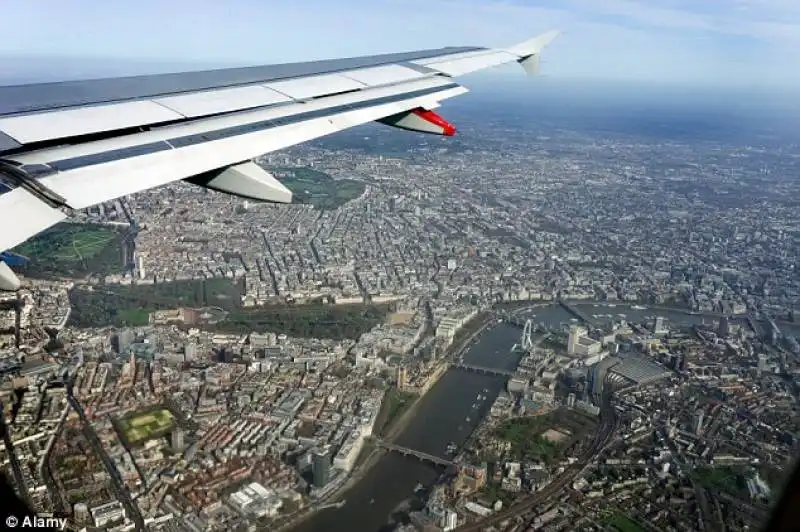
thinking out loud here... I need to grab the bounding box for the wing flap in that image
[153,85,292,118]
[0,187,67,252]
[340,65,426,86]
[0,100,185,144]
[264,73,366,100]
[413,49,491,66]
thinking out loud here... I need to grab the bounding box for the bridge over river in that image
[368,438,457,468]
[450,362,515,378]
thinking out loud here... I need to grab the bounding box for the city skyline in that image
[1,0,799,91]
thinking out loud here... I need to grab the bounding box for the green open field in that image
[67,276,389,338]
[693,466,747,497]
[491,410,597,464]
[117,308,151,326]
[222,302,391,340]
[269,166,365,210]
[606,512,646,532]
[376,389,418,435]
[116,407,175,446]
[12,223,125,277]
[68,278,243,328]
[16,223,117,262]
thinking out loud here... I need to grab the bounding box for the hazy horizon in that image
[2,0,800,90]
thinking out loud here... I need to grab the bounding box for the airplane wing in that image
[0,30,559,290]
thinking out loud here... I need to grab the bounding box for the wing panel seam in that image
[36,83,461,174]
[151,100,188,118]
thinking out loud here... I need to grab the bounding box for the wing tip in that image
[507,29,560,59]
[507,30,560,76]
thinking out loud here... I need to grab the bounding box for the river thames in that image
[293,302,798,532]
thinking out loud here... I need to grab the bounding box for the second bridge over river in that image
[450,362,515,378]
[368,438,457,469]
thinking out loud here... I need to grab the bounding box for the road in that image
[39,398,71,514]
[0,404,30,508]
[66,384,146,530]
[458,391,619,531]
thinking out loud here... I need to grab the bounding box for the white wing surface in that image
[0,31,558,289]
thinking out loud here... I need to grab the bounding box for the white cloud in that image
[563,0,800,44]
[568,0,715,31]
[0,0,796,89]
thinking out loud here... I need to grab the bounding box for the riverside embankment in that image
[293,322,523,532]
[294,301,755,531]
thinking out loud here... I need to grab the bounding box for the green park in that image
[693,466,750,499]
[268,166,365,210]
[12,223,124,277]
[605,511,647,532]
[377,388,418,435]
[488,410,596,464]
[116,407,175,446]
[68,276,391,340]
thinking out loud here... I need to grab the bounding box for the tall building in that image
[443,510,458,531]
[184,343,198,361]
[312,450,330,488]
[396,366,408,390]
[125,353,137,383]
[13,296,21,348]
[757,354,768,376]
[718,316,730,338]
[692,410,704,436]
[654,316,668,335]
[170,427,185,452]
[137,254,146,280]
[768,321,780,346]
[567,393,576,408]
[567,325,583,355]
[567,325,601,358]
[114,329,135,355]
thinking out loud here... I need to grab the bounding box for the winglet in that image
[506,30,560,76]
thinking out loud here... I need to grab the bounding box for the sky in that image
[1,0,799,92]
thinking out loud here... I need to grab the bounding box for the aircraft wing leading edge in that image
[0,30,559,290]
